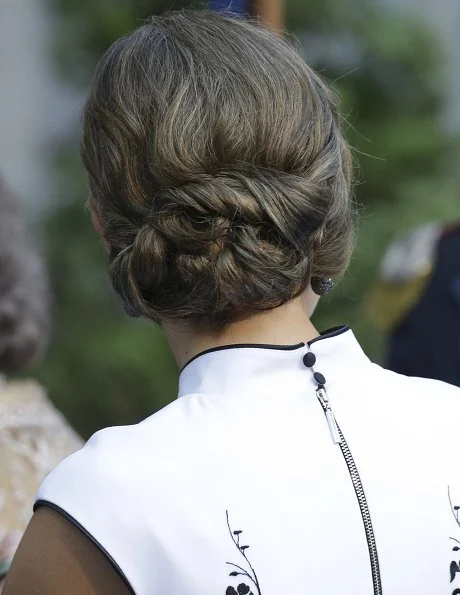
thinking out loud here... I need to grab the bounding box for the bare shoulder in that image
[3,508,130,595]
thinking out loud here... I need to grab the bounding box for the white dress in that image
[36,328,460,595]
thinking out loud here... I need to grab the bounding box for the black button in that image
[313,371,326,386]
[302,352,316,368]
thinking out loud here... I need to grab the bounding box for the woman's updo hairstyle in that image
[81,10,354,329]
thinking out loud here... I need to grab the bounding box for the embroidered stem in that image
[225,511,262,595]
[225,562,253,582]
[449,487,460,528]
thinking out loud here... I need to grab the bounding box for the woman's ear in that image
[90,210,110,252]
[91,209,104,238]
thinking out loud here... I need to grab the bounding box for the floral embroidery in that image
[225,511,262,595]
[448,487,460,594]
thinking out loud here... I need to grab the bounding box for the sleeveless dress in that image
[35,328,460,595]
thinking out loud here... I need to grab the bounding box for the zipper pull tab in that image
[316,388,342,445]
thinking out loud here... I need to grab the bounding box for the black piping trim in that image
[182,341,305,371]
[34,500,135,595]
[308,325,350,345]
[182,325,351,371]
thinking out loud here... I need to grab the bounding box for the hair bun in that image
[83,11,354,329]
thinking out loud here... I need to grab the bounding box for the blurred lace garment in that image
[0,377,82,535]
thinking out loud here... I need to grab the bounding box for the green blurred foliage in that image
[48,0,204,83]
[289,3,458,355]
[37,146,178,436]
[37,0,458,438]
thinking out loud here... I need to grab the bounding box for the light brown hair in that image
[81,10,354,329]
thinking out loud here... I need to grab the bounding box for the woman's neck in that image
[165,295,319,369]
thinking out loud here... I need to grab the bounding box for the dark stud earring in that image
[311,276,334,296]
[123,301,141,318]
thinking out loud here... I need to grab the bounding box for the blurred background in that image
[0,0,458,438]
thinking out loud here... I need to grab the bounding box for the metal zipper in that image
[317,387,383,595]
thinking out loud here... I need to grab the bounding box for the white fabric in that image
[36,329,460,595]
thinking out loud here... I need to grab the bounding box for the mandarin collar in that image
[177,327,370,399]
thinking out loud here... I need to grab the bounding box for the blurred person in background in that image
[0,177,82,591]
[366,221,460,386]
[209,0,284,30]
[4,10,460,595]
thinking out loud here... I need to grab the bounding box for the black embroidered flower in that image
[451,562,460,584]
[225,511,262,595]
[448,486,460,592]
[226,584,253,595]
